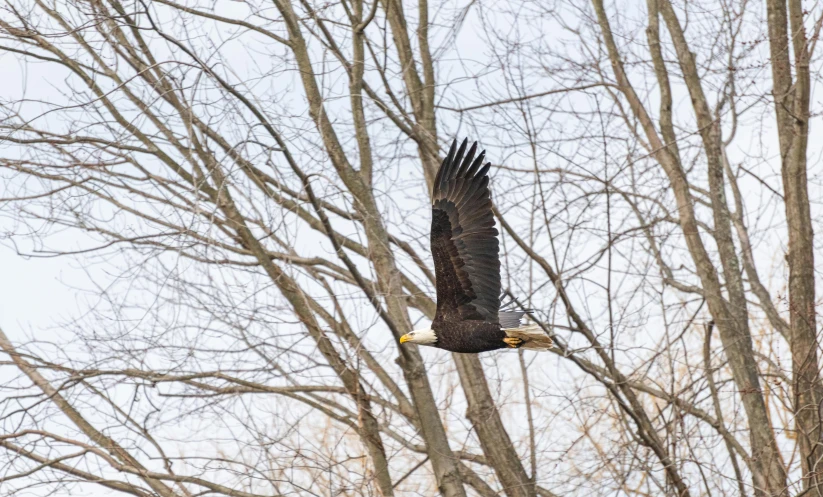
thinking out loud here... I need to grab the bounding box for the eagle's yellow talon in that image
[503,337,522,348]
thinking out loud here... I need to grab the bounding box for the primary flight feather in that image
[399,139,554,353]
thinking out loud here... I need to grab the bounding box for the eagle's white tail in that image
[503,323,554,350]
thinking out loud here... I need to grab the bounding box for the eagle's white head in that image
[399,328,438,346]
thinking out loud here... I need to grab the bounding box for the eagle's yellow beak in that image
[399,334,412,344]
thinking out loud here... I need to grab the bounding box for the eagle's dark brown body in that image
[432,319,507,353]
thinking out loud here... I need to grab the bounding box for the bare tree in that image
[1,0,822,496]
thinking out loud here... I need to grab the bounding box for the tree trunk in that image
[766,0,823,491]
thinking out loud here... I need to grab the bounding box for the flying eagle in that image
[399,139,554,353]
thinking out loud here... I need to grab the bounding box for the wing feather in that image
[431,139,500,323]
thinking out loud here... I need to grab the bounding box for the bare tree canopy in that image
[1,0,822,496]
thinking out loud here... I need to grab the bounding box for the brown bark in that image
[704,323,747,497]
[455,356,536,497]
[380,0,440,184]
[645,0,680,163]
[595,1,787,494]
[766,0,823,491]
[348,0,375,185]
[658,6,788,493]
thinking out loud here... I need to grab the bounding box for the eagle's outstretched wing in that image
[431,139,500,323]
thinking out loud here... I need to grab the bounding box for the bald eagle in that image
[399,139,554,353]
